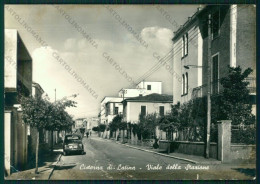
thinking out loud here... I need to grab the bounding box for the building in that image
[4,29,32,175]
[119,81,162,98]
[122,93,173,123]
[86,117,99,134]
[100,97,124,125]
[74,118,86,128]
[172,5,256,115]
[101,81,163,124]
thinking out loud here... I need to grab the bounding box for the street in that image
[50,135,256,180]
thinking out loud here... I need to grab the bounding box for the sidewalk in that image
[5,146,62,180]
[99,137,221,165]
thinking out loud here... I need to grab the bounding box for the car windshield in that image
[65,135,81,143]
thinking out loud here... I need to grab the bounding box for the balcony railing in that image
[244,77,256,94]
[191,77,256,99]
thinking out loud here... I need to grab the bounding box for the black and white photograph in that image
[3,3,256,180]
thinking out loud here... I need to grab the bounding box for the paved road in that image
[50,135,256,180]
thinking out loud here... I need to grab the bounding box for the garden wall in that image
[159,140,217,159]
[230,144,256,163]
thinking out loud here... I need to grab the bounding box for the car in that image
[63,134,84,156]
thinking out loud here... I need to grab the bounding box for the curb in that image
[115,141,198,164]
[96,137,198,164]
[48,153,62,180]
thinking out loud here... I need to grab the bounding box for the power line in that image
[132,5,251,86]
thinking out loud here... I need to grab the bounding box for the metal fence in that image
[231,124,256,144]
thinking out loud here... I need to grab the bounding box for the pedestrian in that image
[86,132,89,138]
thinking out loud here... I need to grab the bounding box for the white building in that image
[118,81,162,98]
[100,97,123,125]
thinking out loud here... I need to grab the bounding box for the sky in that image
[5,4,200,118]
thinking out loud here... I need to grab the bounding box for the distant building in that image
[75,118,86,128]
[86,117,99,131]
[122,93,173,123]
[119,81,162,98]
[100,97,123,125]
[32,82,44,98]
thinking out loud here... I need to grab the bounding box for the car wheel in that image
[81,150,84,155]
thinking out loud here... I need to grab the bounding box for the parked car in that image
[63,134,84,156]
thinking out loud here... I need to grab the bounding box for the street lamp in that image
[183,62,211,159]
[183,65,205,69]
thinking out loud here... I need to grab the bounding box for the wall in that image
[4,110,12,176]
[200,6,231,95]
[236,5,256,77]
[126,102,172,123]
[4,29,18,90]
[159,140,218,159]
[173,22,200,104]
[230,145,256,163]
[137,81,162,95]
[119,88,145,98]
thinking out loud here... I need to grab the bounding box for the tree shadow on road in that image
[54,164,77,170]
[232,168,256,177]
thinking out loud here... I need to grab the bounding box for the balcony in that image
[191,77,256,99]
[244,77,256,95]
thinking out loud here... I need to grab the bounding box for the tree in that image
[109,115,123,139]
[215,66,255,125]
[99,124,106,132]
[159,103,181,140]
[92,126,100,132]
[21,95,76,174]
[21,96,52,174]
[138,113,158,140]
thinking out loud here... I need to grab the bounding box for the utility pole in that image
[205,13,212,158]
[55,88,56,102]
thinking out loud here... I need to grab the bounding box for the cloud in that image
[141,26,173,54]
[64,38,77,51]
[31,26,174,118]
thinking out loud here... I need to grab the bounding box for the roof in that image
[32,82,44,93]
[122,93,173,103]
[101,96,123,103]
[172,5,205,40]
[107,98,124,103]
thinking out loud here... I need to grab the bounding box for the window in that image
[182,74,185,95]
[159,106,165,116]
[141,106,146,116]
[212,54,219,94]
[182,73,188,95]
[182,33,188,57]
[185,72,188,94]
[147,85,151,90]
[182,36,185,57]
[114,107,119,115]
[212,9,220,39]
[185,33,188,56]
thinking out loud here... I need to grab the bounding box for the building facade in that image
[122,94,173,123]
[4,29,32,175]
[118,81,162,98]
[172,5,256,115]
[100,97,124,125]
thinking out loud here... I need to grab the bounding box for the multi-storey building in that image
[100,97,124,125]
[172,5,256,115]
[4,29,32,175]
[118,81,162,98]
